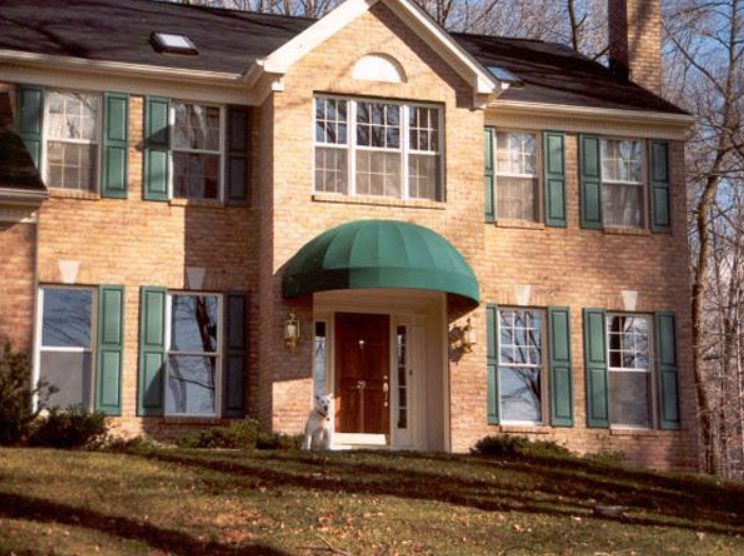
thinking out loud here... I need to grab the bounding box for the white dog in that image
[303,394,333,450]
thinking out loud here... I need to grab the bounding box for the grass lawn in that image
[0,447,743,555]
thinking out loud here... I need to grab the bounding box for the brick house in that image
[0,0,696,469]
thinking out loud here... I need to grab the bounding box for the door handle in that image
[383,381,389,407]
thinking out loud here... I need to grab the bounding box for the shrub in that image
[472,435,571,459]
[584,450,626,466]
[177,419,259,450]
[256,431,303,451]
[29,406,108,449]
[102,435,156,453]
[0,340,58,445]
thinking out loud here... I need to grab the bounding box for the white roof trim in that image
[490,99,696,126]
[259,0,498,97]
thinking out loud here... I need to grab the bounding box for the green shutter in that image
[655,312,681,429]
[223,292,249,417]
[143,96,170,201]
[96,285,124,415]
[138,287,166,415]
[580,135,603,229]
[650,141,671,232]
[486,304,499,424]
[226,107,249,205]
[548,307,573,426]
[544,132,567,227]
[17,85,44,169]
[583,308,609,428]
[484,127,495,223]
[102,93,129,199]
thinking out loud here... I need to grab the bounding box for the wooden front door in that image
[334,312,390,434]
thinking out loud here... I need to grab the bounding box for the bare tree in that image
[664,0,744,475]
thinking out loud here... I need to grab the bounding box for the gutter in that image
[0,49,245,87]
[490,100,697,127]
[0,187,48,207]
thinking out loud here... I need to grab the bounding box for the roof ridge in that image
[148,0,319,22]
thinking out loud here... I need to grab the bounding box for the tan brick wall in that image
[0,220,36,353]
[609,0,662,94]
[32,95,261,437]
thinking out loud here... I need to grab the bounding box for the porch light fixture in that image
[284,312,300,350]
[452,318,477,354]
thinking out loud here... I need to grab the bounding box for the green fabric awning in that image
[282,220,480,303]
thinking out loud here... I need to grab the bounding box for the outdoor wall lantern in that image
[452,318,477,354]
[284,312,300,350]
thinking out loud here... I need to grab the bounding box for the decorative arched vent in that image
[352,53,406,83]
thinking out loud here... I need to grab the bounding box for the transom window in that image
[607,314,653,428]
[495,131,539,221]
[497,308,544,424]
[44,90,100,192]
[38,286,95,409]
[172,102,223,200]
[601,138,645,228]
[167,292,221,416]
[314,96,443,201]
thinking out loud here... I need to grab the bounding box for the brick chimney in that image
[608,0,662,94]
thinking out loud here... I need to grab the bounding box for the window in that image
[314,96,443,201]
[607,314,653,428]
[38,287,95,408]
[172,102,223,200]
[44,91,100,192]
[497,308,544,423]
[167,292,221,416]
[396,325,409,429]
[313,321,328,398]
[314,98,348,194]
[601,138,645,228]
[495,131,539,221]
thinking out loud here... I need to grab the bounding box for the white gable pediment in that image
[352,53,406,83]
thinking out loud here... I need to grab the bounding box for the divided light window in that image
[167,292,222,416]
[601,138,645,228]
[172,102,223,200]
[38,286,95,409]
[607,314,654,428]
[314,96,443,201]
[495,131,539,221]
[497,308,545,424]
[44,91,100,192]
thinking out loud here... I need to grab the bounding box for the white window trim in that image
[168,100,226,202]
[313,319,330,399]
[312,95,445,201]
[600,137,648,229]
[41,88,103,193]
[606,312,656,430]
[492,129,542,222]
[496,307,547,426]
[164,290,223,418]
[395,323,409,432]
[33,285,98,411]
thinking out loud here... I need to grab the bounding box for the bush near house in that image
[472,435,572,459]
[176,419,260,449]
[0,340,57,445]
[28,406,108,449]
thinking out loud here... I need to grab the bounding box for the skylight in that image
[151,32,198,55]
[487,65,523,87]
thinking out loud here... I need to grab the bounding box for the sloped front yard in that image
[0,448,743,555]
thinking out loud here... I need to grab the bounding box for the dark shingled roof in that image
[0,92,46,192]
[0,0,686,114]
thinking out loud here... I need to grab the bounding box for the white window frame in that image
[41,88,103,193]
[600,137,647,229]
[313,319,330,399]
[312,95,445,201]
[164,291,223,418]
[493,129,542,222]
[496,307,547,426]
[33,285,98,411]
[606,312,656,430]
[169,100,226,202]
